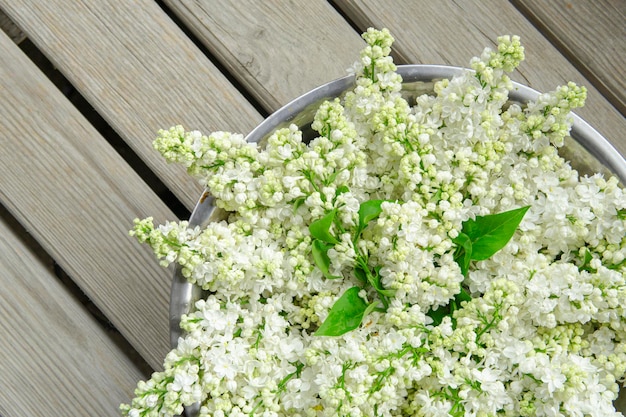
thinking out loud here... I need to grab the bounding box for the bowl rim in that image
[169,63,626,347]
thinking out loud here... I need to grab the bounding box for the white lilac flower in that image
[123,29,626,417]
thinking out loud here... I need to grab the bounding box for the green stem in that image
[475,306,501,341]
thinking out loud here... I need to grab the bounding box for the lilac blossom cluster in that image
[122,29,626,417]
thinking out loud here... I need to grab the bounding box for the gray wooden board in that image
[162,0,365,112]
[0,0,263,210]
[0,8,25,43]
[1,0,624,413]
[333,0,626,157]
[0,28,173,370]
[0,208,146,416]
[514,0,626,115]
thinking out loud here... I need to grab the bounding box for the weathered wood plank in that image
[513,0,626,116]
[0,207,146,416]
[0,29,173,370]
[162,0,365,112]
[0,8,25,43]
[0,0,263,210]
[333,0,626,157]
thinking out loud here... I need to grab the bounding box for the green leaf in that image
[324,171,338,186]
[315,286,369,336]
[427,288,473,326]
[426,304,449,327]
[363,300,382,318]
[456,287,472,303]
[450,287,472,315]
[310,209,339,244]
[358,200,386,232]
[609,258,626,271]
[354,264,394,308]
[452,232,472,276]
[292,196,307,213]
[311,239,341,279]
[354,266,368,283]
[367,267,395,298]
[462,206,530,261]
[336,185,350,196]
[578,248,595,272]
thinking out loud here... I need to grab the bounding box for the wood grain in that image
[0,8,25,43]
[0,0,263,210]
[513,0,626,116]
[162,0,365,112]
[1,1,624,414]
[333,0,626,158]
[0,208,146,416]
[0,29,174,370]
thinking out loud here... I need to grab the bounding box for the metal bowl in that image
[169,65,626,416]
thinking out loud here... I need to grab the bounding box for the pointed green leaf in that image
[450,287,472,314]
[452,232,472,276]
[363,300,381,317]
[462,205,530,261]
[427,288,473,327]
[578,248,594,272]
[324,171,338,186]
[456,287,472,303]
[315,286,368,336]
[426,304,450,327]
[427,287,473,326]
[609,258,626,271]
[336,185,350,196]
[366,268,395,298]
[292,196,307,213]
[358,200,386,232]
[310,209,339,244]
[311,239,341,279]
[376,288,396,298]
[354,266,368,283]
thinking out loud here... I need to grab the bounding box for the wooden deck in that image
[0,1,624,415]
